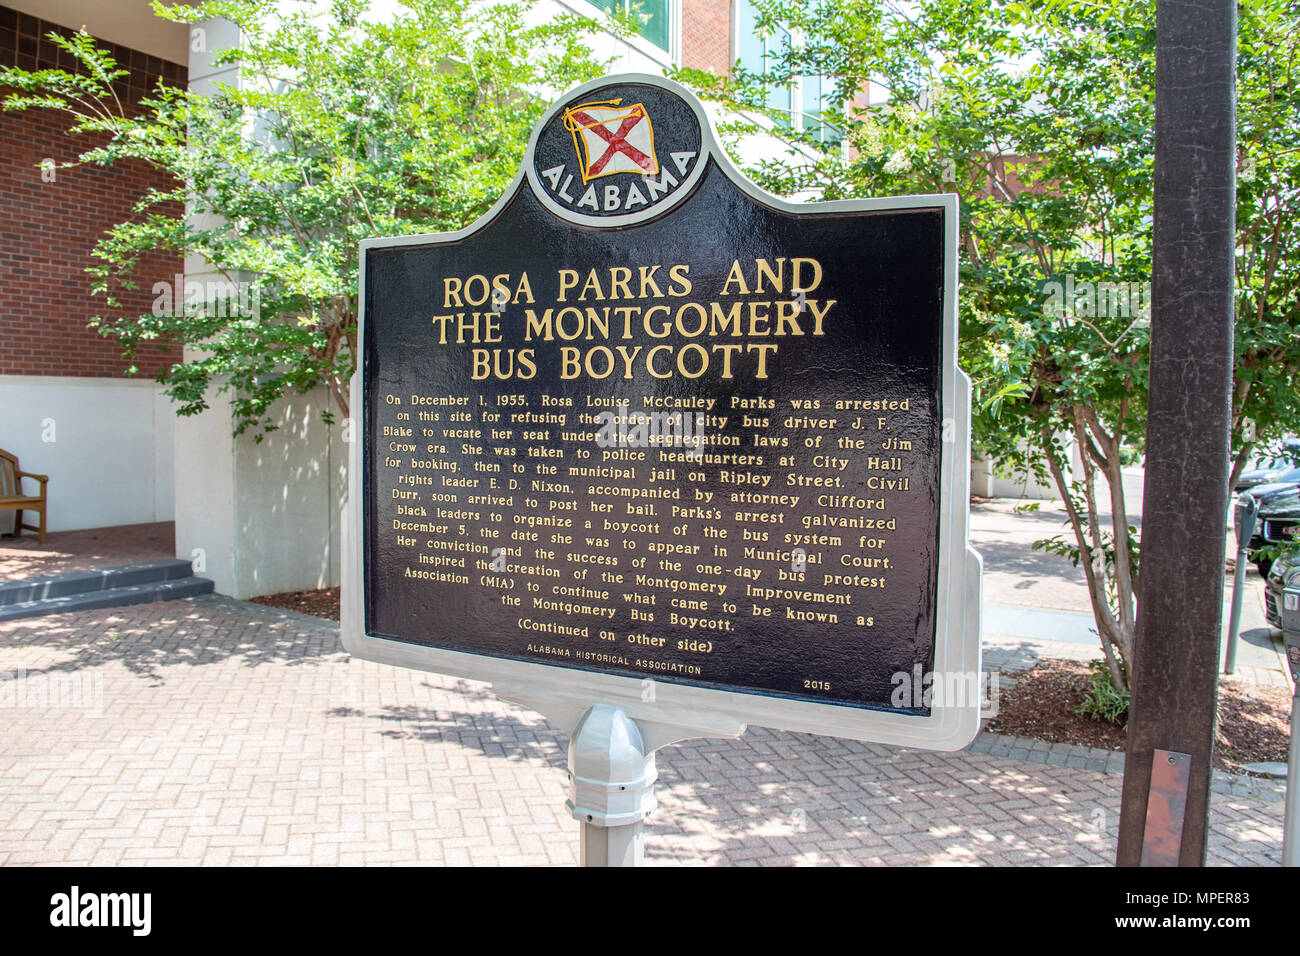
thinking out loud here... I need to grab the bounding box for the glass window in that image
[735,0,841,145]
[736,0,793,121]
[595,0,671,54]
[800,72,840,145]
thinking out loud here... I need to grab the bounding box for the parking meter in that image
[1225,493,1260,674]
[1279,568,1300,866]
[1235,493,1260,549]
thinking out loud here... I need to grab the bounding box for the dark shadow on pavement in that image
[0,594,345,684]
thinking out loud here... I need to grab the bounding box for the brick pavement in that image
[0,522,175,580]
[0,596,1283,865]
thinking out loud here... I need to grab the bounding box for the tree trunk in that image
[1040,422,1136,692]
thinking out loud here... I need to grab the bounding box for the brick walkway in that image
[0,596,1283,865]
[0,522,175,579]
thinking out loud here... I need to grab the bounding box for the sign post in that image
[1224,493,1258,675]
[342,74,981,864]
[1116,0,1236,867]
[1279,571,1300,867]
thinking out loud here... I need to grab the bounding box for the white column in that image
[173,18,346,598]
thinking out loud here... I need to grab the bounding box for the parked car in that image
[1264,549,1300,629]
[1234,437,1300,491]
[1235,471,1300,575]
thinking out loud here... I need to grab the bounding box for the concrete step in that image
[0,559,197,606]
[0,570,215,622]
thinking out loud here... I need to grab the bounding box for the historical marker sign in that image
[341,74,982,749]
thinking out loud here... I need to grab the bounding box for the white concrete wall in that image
[971,453,1065,501]
[0,376,174,533]
[170,15,352,599]
[173,384,346,598]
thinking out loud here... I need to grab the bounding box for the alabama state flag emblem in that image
[563,99,660,183]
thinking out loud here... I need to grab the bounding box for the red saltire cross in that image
[569,106,656,178]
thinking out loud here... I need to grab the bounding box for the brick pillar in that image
[680,0,733,75]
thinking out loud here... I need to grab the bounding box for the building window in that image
[594,0,672,54]
[735,0,793,119]
[734,0,841,145]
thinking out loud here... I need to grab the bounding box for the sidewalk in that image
[0,503,1288,865]
[0,523,175,580]
[973,500,1291,681]
[0,595,1283,865]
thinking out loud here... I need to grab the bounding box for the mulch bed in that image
[250,586,341,622]
[987,658,1293,776]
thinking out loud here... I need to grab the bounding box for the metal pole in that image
[1116,0,1236,866]
[566,704,657,867]
[1224,495,1258,675]
[579,819,644,867]
[1284,680,1300,867]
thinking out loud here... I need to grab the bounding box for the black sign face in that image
[361,78,948,713]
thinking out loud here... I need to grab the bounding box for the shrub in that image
[1074,659,1130,726]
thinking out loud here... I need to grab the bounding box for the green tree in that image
[680,0,1300,692]
[1232,0,1300,490]
[1,0,611,437]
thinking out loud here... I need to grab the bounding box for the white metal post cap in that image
[566,705,659,827]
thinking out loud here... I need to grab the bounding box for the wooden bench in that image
[0,449,48,544]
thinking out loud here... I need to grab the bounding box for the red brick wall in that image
[681,0,733,76]
[0,6,185,378]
